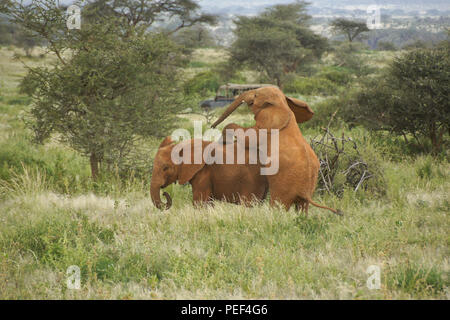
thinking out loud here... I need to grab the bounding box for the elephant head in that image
[211,86,314,129]
[150,137,208,210]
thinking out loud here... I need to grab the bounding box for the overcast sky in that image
[40,0,450,12]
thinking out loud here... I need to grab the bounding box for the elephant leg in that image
[295,202,304,212]
[192,189,212,208]
[268,178,296,211]
[270,191,295,210]
[304,202,310,217]
[295,198,309,217]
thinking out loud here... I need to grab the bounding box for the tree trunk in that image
[429,124,442,155]
[90,153,99,180]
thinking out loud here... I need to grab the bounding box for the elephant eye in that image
[163,166,169,171]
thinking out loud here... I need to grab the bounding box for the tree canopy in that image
[354,45,449,154]
[330,18,370,43]
[1,0,214,178]
[229,1,328,88]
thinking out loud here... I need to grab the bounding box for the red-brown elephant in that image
[211,86,342,216]
[150,137,268,209]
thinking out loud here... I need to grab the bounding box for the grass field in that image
[0,46,448,299]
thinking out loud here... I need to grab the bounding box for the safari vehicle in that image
[200,83,277,110]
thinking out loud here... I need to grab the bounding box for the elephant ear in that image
[285,96,314,123]
[177,140,209,185]
[159,136,174,148]
[255,102,291,130]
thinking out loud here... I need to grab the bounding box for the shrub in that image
[310,127,386,198]
[332,42,372,76]
[377,41,397,51]
[184,71,220,96]
[284,77,337,96]
[0,136,91,195]
[386,263,446,296]
[352,47,449,154]
[317,66,352,85]
[302,92,357,130]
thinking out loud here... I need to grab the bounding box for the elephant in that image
[211,86,342,216]
[150,137,268,209]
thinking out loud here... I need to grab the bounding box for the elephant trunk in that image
[211,90,254,128]
[150,179,172,210]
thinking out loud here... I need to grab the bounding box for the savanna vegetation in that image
[0,0,448,299]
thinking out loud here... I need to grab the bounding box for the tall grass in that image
[0,163,47,198]
[0,46,448,299]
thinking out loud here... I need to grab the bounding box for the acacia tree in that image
[1,0,215,179]
[230,1,327,88]
[171,25,216,48]
[81,0,216,32]
[330,18,370,43]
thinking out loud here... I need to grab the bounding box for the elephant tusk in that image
[162,192,172,210]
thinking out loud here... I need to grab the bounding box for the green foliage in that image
[73,0,217,34]
[387,263,447,296]
[284,76,336,96]
[330,18,370,42]
[2,0,216,179]
[309,128,387,198]
[1,211,115,261]
[0,136,90,195]
[367,28,448,50]
[0,209,163,284]
[21,31,185,177]
[402,40,430,50]
[0,3,449,300]
[317,66,353,85]
[172,25,217,49]
[376,41,397,51]
[184,71,220,95]
[0,135,152,197]
[352,47,449,154]
[211,60,248,85]
[332,42,372,76]
[0,15,42,56]
[230,1,328,87]
[302,94,352,129]
[183,59,248,97]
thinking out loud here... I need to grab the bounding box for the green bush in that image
[332,42,373,76]
[0,136,91,194]
[0,209,161,283]
[317,66,352,85]
[284,77,337,96]
[309,128,387,199]
[302,93,356,130]
[184,71,220,96]
[377,41,397,51]
[351,47,449,155]
[387,263,447,296]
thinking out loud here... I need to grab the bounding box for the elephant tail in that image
[309,199,343,216]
